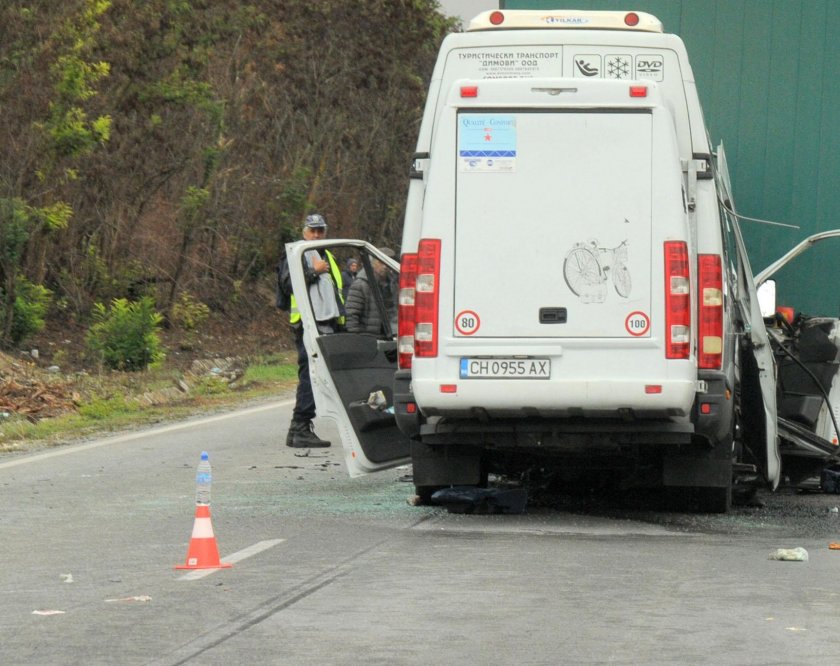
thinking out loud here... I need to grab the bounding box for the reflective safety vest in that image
[289,250,345,325]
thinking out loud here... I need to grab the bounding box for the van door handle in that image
[539,308,567,324]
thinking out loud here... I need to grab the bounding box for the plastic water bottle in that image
[195,451,212,505]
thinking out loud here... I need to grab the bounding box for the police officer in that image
[282,213,345,448]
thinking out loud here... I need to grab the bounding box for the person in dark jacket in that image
[345,250,397,336]
[341,258,359,301]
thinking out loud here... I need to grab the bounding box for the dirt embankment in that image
[0,352,79,420]
[1,310,290,424]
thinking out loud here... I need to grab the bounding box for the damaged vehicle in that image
[754,231,840,487]
[285,10,837,512]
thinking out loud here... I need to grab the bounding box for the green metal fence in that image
[502,0,840,315]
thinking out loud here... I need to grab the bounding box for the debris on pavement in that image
[104,595,152,603]
[821,465,840,494]
[291,450,329,458]
[60,573,74,584]
[32,610,66,616]
[768,547,809,562]
[431,486,528,514]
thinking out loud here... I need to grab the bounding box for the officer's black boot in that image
[286,420,331,448]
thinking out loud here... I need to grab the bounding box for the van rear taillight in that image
[664,241,690,359]
[698,254,723,369]
[398,252,418,369]
[414,239,441,359]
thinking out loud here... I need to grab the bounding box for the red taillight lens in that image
[624,12,640,26]
[698,254,723,369]
[489,11,504,25]
[629,86,648,98]
[664,241,690,359]
[414,239,441,359]
[398,252,418,369]
[460,86,478,98]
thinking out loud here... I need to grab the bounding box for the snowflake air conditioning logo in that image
[605,55,631,79]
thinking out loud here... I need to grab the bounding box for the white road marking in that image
[0,400,293,470]
[178,539,286,580]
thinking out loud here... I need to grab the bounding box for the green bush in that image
[171,291,209,331]
[77,393,133,420]
[7,278,52,346]
[86,297,165,371]
[192,375,229,396]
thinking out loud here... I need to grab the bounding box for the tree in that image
[0,0,457,342]
[0,0,111,348]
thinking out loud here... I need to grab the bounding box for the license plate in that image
[459,358,551,379]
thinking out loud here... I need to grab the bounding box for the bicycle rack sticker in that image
[625,311,650,336]
[455,310,481,335]
[563,237,632,303]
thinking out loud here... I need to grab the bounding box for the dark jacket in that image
[345,269,395,335]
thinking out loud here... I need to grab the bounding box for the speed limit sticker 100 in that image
[625,311,650,336]
[455,310,481,335]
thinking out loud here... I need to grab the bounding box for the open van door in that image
[715,144,781,488]
[285,239,411,477]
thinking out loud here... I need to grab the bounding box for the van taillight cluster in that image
[398,239,441,369]
[697,254,723,369]
[398,253,418,369]
[664,241,690,359]
[663,243,724,368]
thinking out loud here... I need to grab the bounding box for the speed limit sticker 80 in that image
[625,311,650,336]
[455,310,481,335]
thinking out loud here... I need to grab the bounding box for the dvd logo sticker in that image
[635,54,664,81]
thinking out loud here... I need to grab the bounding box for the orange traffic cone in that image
[175,504,232,570]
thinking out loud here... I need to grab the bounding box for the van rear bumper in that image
[394,369,422,438]
[693,371,734,445]
[418,416,695,449]
[397,370,733,448]
[411,377,696,418]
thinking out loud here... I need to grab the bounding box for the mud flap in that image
[410,441,483,487]
[662,453,732,488]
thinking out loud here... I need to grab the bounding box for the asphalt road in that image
[2,400,840,665]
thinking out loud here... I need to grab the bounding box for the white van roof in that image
[467,10,663,33]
